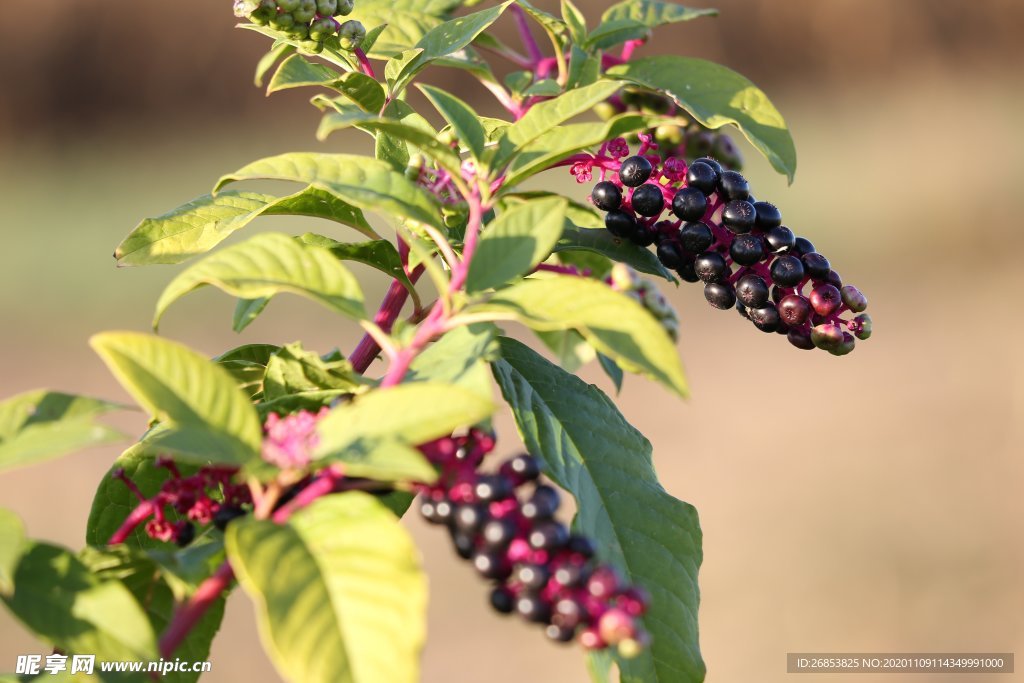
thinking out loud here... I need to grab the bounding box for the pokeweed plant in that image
[0,0,873,681]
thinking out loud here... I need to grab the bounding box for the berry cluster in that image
[234,0,365,50]
[608,263,679,341]
[417,431,650,655]
[595,87,743,169]
[583,141,872,354]
[114,458,251,546]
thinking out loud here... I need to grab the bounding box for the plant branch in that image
[350,267,425,373]
[510,5,544,64]
[159,561,235,659]
[107,500,155,545]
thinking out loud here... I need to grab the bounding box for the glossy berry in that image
[704,282,737,309]
[619,156,653,187]
[336,0,354,14]
[656,241,684,270]
[553,562,590,588]
[679,222,714,253]
[473,551,512,580]
[500,454,540,484]
[765,225,796,253]
[522,485,560,520]
[753,201,783,229]
[718,170,750,200]
[672,187,707,221]
[566,535,597,558]
[591,181,622,211]
[490,586,515,614]
[685,161,719,195]
[546,624,577,643]
[722,200,756,234]
[793,237,816,256]
[175,522,195,548]
[449,528,476,559]
[826,270,843,288]
[810,284,842,317]
[802,252,832,280]
[630,184,665,217]
[481,518,516,549]
[811,323,844,350]
[770,254,805,287]
[694,251,729,283]
[749,304,781,333]
[516,594,552,623]
[453,504,488,533]
[515,563,550,591]
[552,597,588,628]
[316,0,337,14]
[693,156,723,175]
[788,326,816,350]
[587,567,621,598]
[853,313,873,340]
[778,294,812,326]
[677,258,700,283]
[735,273,769,308]
[605,210,636,238]
[841,285,868,312]
[213,505,246,532]
[528,520,570,550]
[474,475,513,502]
[730,234,765,266]
[829,332,857,357]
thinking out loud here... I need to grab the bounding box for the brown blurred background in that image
[1,1,1022,681]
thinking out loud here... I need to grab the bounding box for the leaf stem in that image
[350,268,425,374]
[158,561,235,659]
[354,48,375,78]
[107,500,155,545]
[511,5,544,64]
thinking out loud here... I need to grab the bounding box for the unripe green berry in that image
[309,17,336,41]
[317,0,338,15]
[828,332,856,356]
[654,124,684,146]
[338,19,365,50]
[288,22,310,39]
[249,9,272,24]
[335,0,355,16]
[853,313,872,340]
[593,102,617,121]
[293,0,317,23]
[840,285,868,312]
[233,0,261,18]
[811,323,844,350]
[278,0,301,11]
[270,12,296,29]
[437,129,457,147]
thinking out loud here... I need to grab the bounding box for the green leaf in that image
[523,79,562,97]
[233,297,271,333]
[226,493,427,683]
[466,196,568,292]
[297,233,419,305]
[491,337,704,683]
[536,329,595,373]
[567,45,601,89]
[90,332,262,466]
[489,80,624,172]
[3,542,159,662]
[602,0,718,28]
[268,55,386,113]
[315,383,494,458]
[347,0,462,58]
[0,508,25,596]
[519,0,568,37]
[215,153,443,229]
[470,276,688,396]
[406,323,499,400]
[418,85,488,164]
[263,342,360,401]
[254,43,295,87]
[153,232,366,329]
[556,223,675,281]
[325,439,437,484]
[115,188,378,267]
[385,1,513,97]
[562,0,588,44]
[373,98,439,172]
[583,19,650,51]
[0,391,125,474]
[216,343,281,399]
[607,57,797,181]
[597,352,624,393]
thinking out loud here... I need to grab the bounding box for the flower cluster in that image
[262,407,329,469]
[417,430,650,655]
[234,0,365,50]
[582,141,872,354]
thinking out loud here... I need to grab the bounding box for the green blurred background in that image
[1,1,1022,681]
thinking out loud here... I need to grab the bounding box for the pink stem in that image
[107,500,156,545]
[510,5,544,64]
[349,267,425,374]
[354,48,375,78]
[620,39,644,62]
[271,467,345,524]
[480,79,526,120]
[159,561,235,659]
[534,263,582,276]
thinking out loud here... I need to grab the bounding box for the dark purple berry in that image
[730,234,765,266]
[516,593,552,623]
[449,527,476,559]
[545,624,577,643]
[552,597,588,629]
[685,161,719,195]
[793,237,816,256]
[474,475,513,502]
[522,485,560,520]
[679,222,714,253]
[515,563,550,591]
[490,585,515,614]
[778,294,812,326]
[677,257,700,283]
[693,156,723,175]
[765,225,796,253]
[630,184,664,217]
[735,273,769,308]
[694,251,729,283]
[591,181,622,211]
[528,520,569,550]
[722,200,756,234]
[802,252,831,280]
[587,567,621,599]
[175,522,195,547]
[631,221,658,247]
[656,241,684,270]
[749,304,781,333]
[753,201,782,229]
[554,561,590,588]
[671,187,707,221]
[500,454,540,485]
[453,504,488,533]
[481,518,517,549]
[770,254,805,287]
[605,210,636,238]
[788,326,815,350]
[704,282,736,309]
[718,170,750,200]
[566,534,597,559]
[809,284,842,317]
[619,156,653,187]
[826,270,843,288]
[213,505,246,532]
[736,301,750,319]
[473,551,512,580]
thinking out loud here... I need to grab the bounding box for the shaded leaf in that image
[418,85,488,164]
[233,297,271,333]
[0,508,25,595]
[297,233,419,305]
[216,343,281,399]
[406,323,499,400]
[268,55,386,112]
[263,342,361,401]
[601,0,718,28]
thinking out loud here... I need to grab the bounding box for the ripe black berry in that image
[765,226,796,253]
[694,251,729,283]
[656,241,684,270]
[631,221,658,247]
[545,624,577,643]
[677,258,700,283]
[175,522,195,548]
[481,518,517,549]
[490,586,515,614]
[591,181,622,211]
[679,222,714,253]
[693,156,723,175]
[449,528,476,559]
[730,234,765,266]
[809,284,842,317]
[749,304,781,333]
[793,237,816,256]
[500,454,540,484]
[516,593,552,623]
[826,269,843,288]
[522,485,560,520]
[605,210,636,238]
[802,252,831,280]
[554,562,590,588]
[788,326,815,350]
[778,294,812,326]
[474,475,513,502]
[453,504,488,533]
[515,563,550,591]
[735,273,769,308]
[770,254,805,287]
[473,551,512,580]
[722,200,756,234]
[630,184,664,217]
[671,187,707,221]
[566,534,597,559]
[686,161,719,195]
[528,520,570,550]
[619,156,653,187]
[704,282,737,309]
[213,505,246,532]
[552,597,588,628]
[753,201,783,229]
[718,170,750,200]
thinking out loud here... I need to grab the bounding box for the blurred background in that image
[1,1,1022,681]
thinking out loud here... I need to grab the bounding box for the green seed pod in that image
[288,21,310,39]
[302,39,325,53]
[335,0,355,16]
[317,0,338,15]
[853,313,872,340]
[293,0,317,23]
[270,12,296,29]
[309,17,336,41]
[654,124,684,146]
[404,153,425,180]
[249,8,273,24]
[338,19,365,50]
[593,102,617,121]
[278,0,301,11]
[437,129,457,147]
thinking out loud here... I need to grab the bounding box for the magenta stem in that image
[107,500,155,545]
[511,5,544,64]
[159,561,235,659]
[349,267,425,374]
[354,48,375,78]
